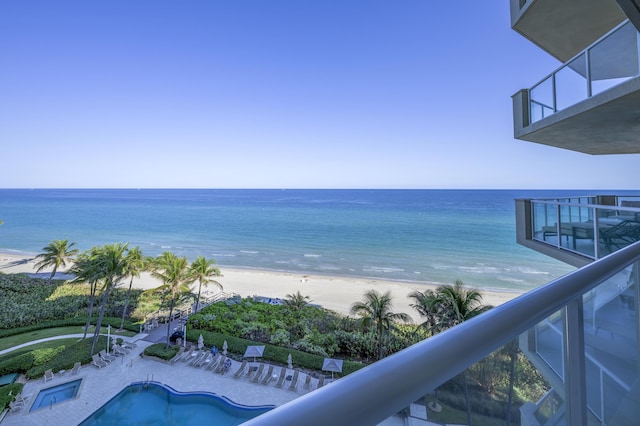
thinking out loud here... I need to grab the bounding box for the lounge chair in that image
[198,353,214,368]
[214,355,227,373]
[169,347,186,363]
[71,361,81,375]
[100,349,116,363]
[122,340,137,350]
[14,393,31,405]
[188,351,205,366]
[44,369,54,382]
[9,400,24,412]
[113,345,129,356]
[252,363,265,383]
[261,365,274,385]
[288,369,299,390]
[220,358,232,375]
[177,348,195,363]
[275,368,287,388]
[92,354,108,369]
[206,353,220,370]
[233,360,247,378]
[303,374,312,389]
[316,375,325,389]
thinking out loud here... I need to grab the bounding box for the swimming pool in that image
[78,381,274,425]
[30,378,82,412]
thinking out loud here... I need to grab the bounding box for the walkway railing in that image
[244,242,640,426]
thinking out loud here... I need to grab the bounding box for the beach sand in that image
[0,252,522,321]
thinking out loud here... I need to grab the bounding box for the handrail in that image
[244,242,640,426]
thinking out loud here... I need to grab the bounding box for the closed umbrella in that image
[287,354,293,369]
[198,334,204,350]
[222,340,228,355]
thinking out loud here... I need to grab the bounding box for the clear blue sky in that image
[1,1,638,189]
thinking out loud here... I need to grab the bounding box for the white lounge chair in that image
[92,354,107,369]
[100,349,116,363]
[44,369,54,382]
[71,361,81,375]
[252,363,266,383]
[275,368,287,388]
[288,369,299,390]
[233,360,247,378]
[261,365,275,385]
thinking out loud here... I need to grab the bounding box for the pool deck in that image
[2,333,320,426]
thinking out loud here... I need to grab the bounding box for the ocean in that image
[0,188,601,292]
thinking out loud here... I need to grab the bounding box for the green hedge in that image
[0,316,140,340]
[143,343,180,361]
[25,336,111,379]
[186,329,365,376]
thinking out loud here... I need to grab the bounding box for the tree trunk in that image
[49,266,57,283]
[195,280,202,313]
[506,341,517,426]
[463,371,472,426]
[119,277,133,330]
[83,282,97,339]
[377,322,385,360]
[90,280,112,355]
[165,300,176,350]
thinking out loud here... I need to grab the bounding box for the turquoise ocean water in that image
[0,188,612,292]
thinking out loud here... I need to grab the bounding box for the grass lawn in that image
[0,338,80,363]
[0,326,135,352]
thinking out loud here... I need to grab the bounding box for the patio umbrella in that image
[287,354,293,369]
[197,334,204,350]
[322,358,344,380]
[243,345,265,363]
[222,340,228,355]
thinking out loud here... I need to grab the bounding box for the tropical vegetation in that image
[0,239,551,425]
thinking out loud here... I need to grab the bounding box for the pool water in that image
[78,382,273,425]
[30,379,82,412]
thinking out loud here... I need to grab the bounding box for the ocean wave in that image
[304,254,321,258]
[363,266,405,273]
[240,250,259,254]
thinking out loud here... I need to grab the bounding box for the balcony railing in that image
[529,196,640,260]
[244,240,640,426]
[529,20,640,124]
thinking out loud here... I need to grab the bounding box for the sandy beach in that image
[0,252,523,322]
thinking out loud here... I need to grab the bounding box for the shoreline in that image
[0,251,523,321]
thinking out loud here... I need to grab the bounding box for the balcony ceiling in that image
[517,77,640,154]
[512,0,627,61]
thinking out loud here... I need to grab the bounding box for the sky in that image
[1,1,638,190]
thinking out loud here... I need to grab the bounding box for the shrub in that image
[0,383,24,412]
[144,343,180,360]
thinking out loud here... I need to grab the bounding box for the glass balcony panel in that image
[558,204,594,253]
[530,76,554,123]
[583,265,638,424]
[533,202,558,243]
[556,53,588,111]
[423,340,556,426]
[590,22,640,96]
[535,309,565,380]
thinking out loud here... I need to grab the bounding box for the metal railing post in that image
[564,298,587,425]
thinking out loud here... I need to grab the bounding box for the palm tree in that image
[408,288,441,332]
[34,239,79,282]
[69,248,105,339]
[119,246,147,330]
[350,289,412,360]
[189,256,222,312]
[150,252,193,349]
[88,243,129,354]
[434,280,491,330]
[283,291,312,311]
